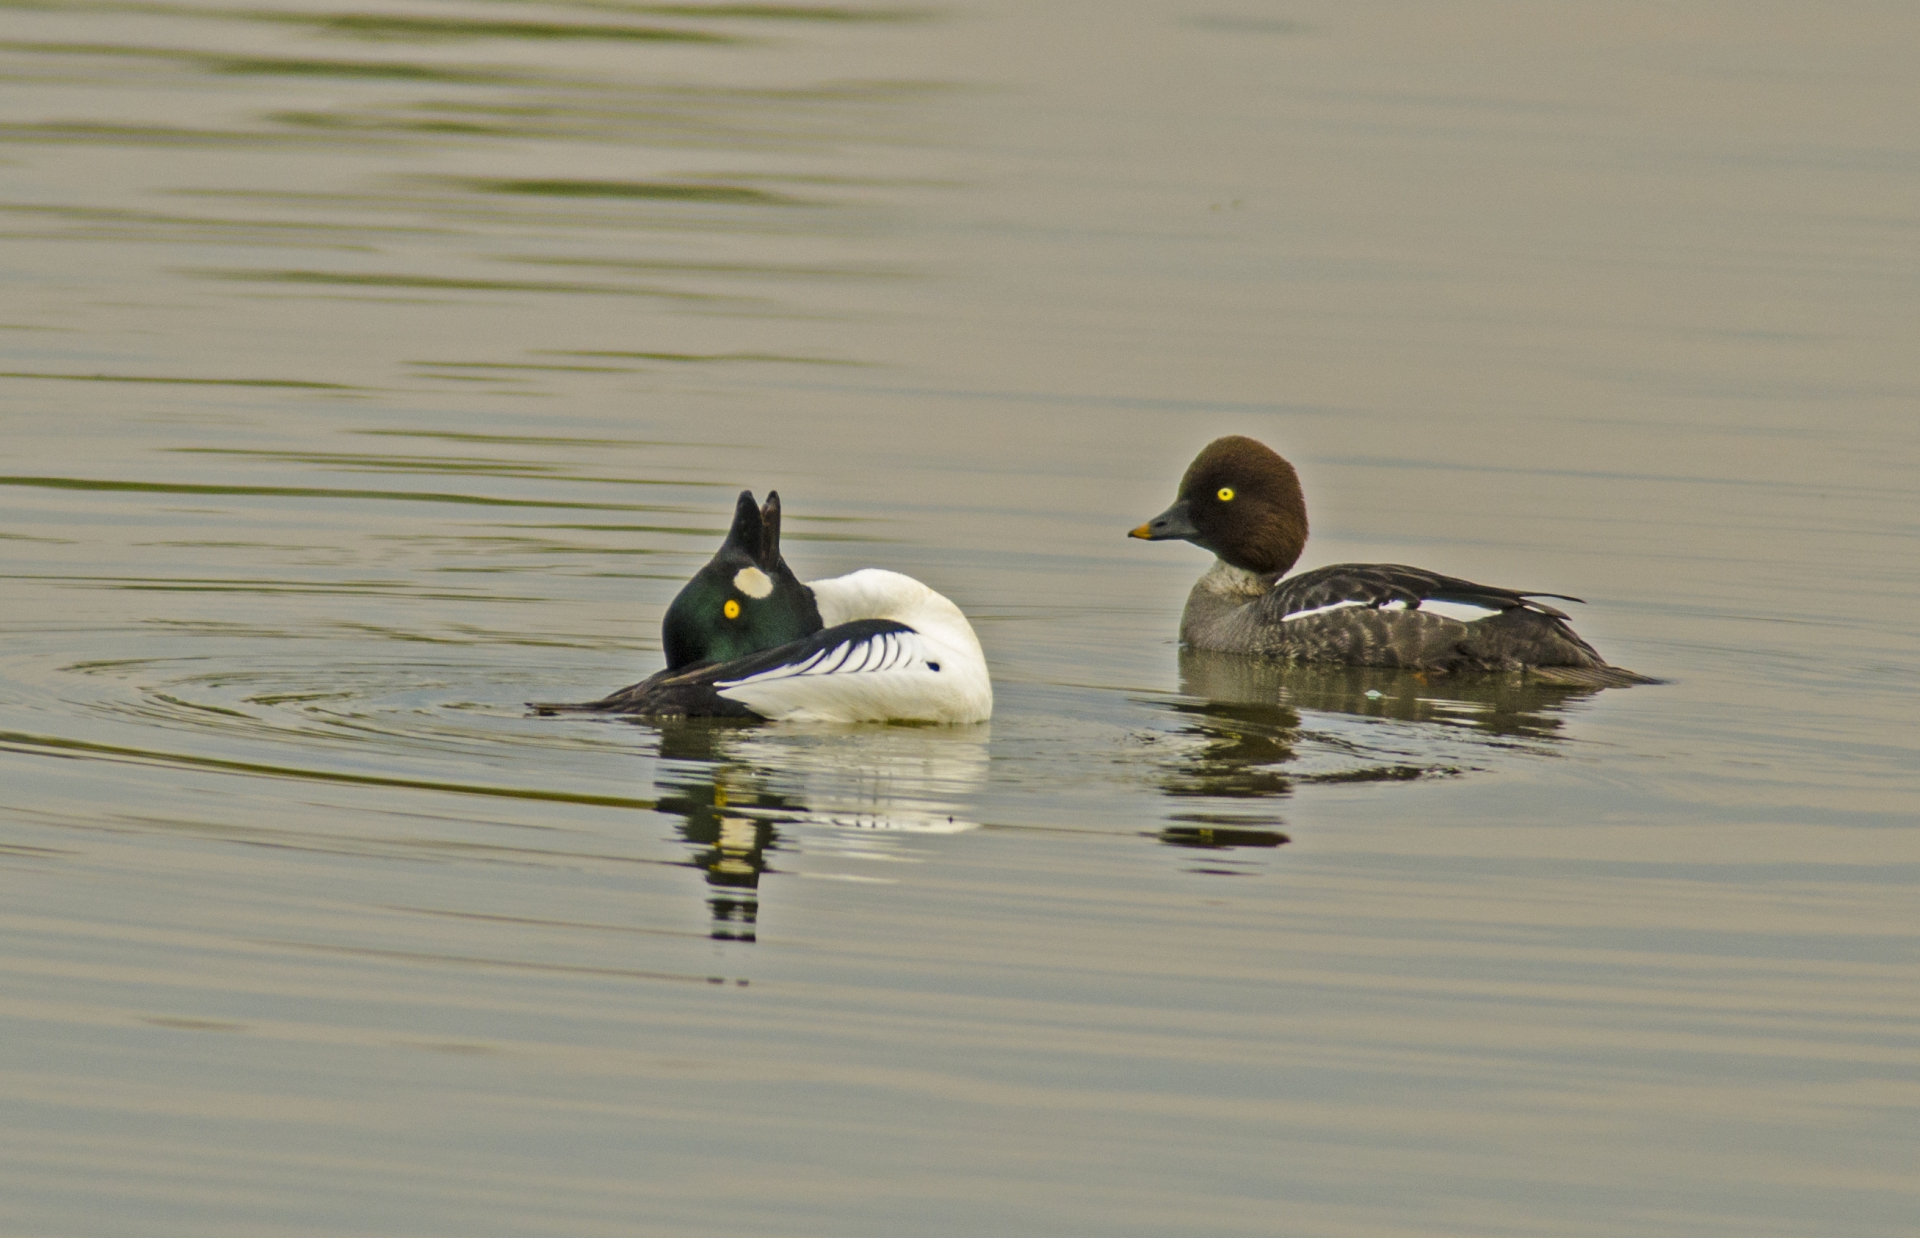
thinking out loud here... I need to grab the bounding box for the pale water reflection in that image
[3,0,1918,1235]
[1179,646,1604,742]
[647,720,987,939]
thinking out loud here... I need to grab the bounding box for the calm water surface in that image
[3,2,1917,1234]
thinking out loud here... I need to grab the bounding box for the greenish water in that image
[2,2,1916,1234]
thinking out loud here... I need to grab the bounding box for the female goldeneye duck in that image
[533,491,991,724]
[1130,436,1654,686]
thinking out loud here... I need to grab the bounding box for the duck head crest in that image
[661,490,823,670]
[1130,436,1309,576]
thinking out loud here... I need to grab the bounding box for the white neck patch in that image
[733,566,774,599]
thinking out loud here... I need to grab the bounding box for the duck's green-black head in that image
[662,490,823,670]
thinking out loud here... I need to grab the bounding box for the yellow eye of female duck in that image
[723,599,741,619]
[1217,487,1235,502]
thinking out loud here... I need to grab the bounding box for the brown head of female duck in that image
[1131,436,1654,685]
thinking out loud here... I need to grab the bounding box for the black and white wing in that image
[714,619,965,721]
[530,620,934,720]
[1262,563,1583,622]
[713,619,927,689]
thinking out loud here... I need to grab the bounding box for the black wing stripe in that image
[759,649,824,682]
[709,619,921,689]
[1267,564,1581,622]
[529,618,921,717]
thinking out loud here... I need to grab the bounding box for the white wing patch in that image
[1281,599,1365,622]
[1419,600,1505,623]
[1282,598,1503,623]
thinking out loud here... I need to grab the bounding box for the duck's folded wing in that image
[713,619,959,721]
[713,619,923,685]
[1264,563,1583,621]
[530,619,926,719]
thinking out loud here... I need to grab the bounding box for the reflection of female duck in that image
[1178,647,1599,741]
[536,490,991,723]
[1149,649,1602,822]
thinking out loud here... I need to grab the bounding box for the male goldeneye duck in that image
[533,491,991,724]
[1130,436,1654,686]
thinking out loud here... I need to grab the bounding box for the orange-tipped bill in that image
[1130,500,1198,541]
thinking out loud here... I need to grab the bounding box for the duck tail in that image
[1460,608,1662,686]
[1526,663,1665,688]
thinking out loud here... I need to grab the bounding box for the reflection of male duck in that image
[653,765,782,943]
[646,720,988,940]
[725,726,988,834]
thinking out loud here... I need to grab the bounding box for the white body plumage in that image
[713,569,992,724]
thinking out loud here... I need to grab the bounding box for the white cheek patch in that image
[732,566,774,599]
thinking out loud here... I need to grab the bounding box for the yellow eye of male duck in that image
[1217,487,1235,502]
[723,599,741,619]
